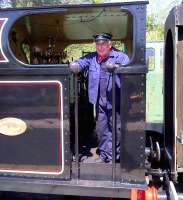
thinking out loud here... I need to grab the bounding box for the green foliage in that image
[10,0,72,7]
[64,41,125,62]
[9,0,105,7]
[65,43,95,62]
[92,0,104,3]
[146,14,164,41]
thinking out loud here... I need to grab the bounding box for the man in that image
[70,33,129,163]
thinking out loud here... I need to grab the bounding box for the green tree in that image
[9,0,105,7]
[0,0,11,8]
[146,14,164,41]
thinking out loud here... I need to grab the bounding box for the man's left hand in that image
[105,61,119,73]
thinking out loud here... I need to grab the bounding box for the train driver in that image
[69,33,129,163]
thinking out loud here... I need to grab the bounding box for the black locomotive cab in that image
[0,2,152,199]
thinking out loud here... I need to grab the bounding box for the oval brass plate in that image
[0,117,27,136]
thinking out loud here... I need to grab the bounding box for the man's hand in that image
[69,62,81,74]
[105,61,119,73]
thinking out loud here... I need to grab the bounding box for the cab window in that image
[9,8,133,65]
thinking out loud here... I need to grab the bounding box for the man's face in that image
[95,40,112,57]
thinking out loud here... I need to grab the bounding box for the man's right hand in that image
[69,62,81,74]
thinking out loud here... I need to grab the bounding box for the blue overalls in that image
[75,48,129,162]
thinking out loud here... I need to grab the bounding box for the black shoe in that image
[80,155,88,162]
[82,156,104,163]
[95,157,105,163]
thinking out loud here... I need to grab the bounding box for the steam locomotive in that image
[0,1,182,199]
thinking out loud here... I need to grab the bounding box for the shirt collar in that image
[97,48,114,63]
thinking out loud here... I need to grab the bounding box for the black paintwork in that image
[0,1,148,198]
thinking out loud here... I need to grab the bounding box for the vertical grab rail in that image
[112,72,116,182]
[74,74,79,180]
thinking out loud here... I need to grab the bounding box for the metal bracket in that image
[169,181,178,200]
[176,131,183,144]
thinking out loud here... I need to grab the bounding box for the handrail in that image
[116,65,147,74]
[112,72,116,183]
[74,74,79,180]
